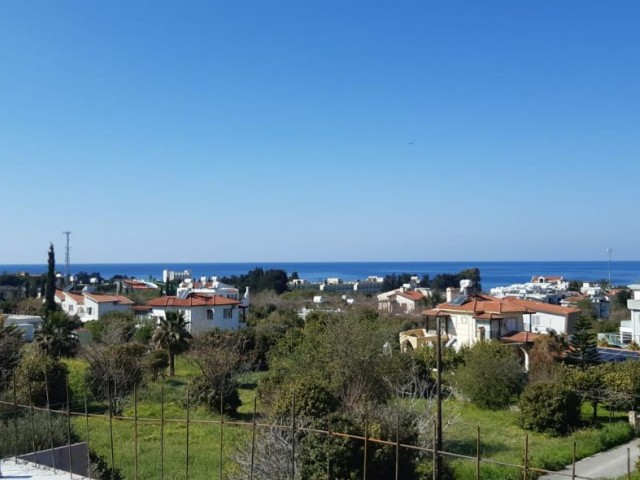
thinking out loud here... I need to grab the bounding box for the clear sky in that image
[1,1,638,263]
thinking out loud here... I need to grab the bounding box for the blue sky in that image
[1,1,638,263]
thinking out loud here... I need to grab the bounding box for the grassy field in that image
[59,356,637,479]
[445,401,634,479]
[64,356,263,479]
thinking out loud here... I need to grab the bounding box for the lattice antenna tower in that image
[63,230,71,285]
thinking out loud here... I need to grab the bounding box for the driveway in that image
[539,437,639,479]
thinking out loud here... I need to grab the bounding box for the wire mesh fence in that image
[0,372,636,480]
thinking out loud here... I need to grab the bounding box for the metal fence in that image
[0,373,636,480]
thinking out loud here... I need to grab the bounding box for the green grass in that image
[445,401,635,479]
[67,355,264,479]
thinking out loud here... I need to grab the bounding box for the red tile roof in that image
[501,297,580,316]
[84,293,135,305]
[397,291,425,302]
[147,293,240,308]
[501,331,542,343]
[422,294,528,317]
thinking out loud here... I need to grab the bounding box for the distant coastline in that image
[1,261,639,291]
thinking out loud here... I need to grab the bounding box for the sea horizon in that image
[2,260,639,291]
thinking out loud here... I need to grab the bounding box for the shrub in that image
[272,378,339,418]
[187,374,241,416]
[143,349,169,381]
[517,382,581,436]
[454,341,526,409]
[13,349,70,408]
[0,410,77,458]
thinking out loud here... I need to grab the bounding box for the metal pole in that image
[186,385,190,480]
[12,374,18,462]
[66,374,72,479]
[219,388,224,480]
[250,397,257,480]
[607,248,612,287]
[27,377,37,464]
[134,383,138,480]
[363,413,368,480]
[160,385,164,480]
[435,315,443,479]
[523,434,529,480]
[572,442,576,480]
[395,414,400,480]
[627,447,631,480]
[291,391,296,480]
[84,381,91,480]
[476,426,481,480]
[44,368,57,473]
[107,379,115,473]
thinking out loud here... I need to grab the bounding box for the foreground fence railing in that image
[0,373,635,480]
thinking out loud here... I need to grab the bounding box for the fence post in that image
[363,412,368,480]
[186,385,190,480]
[327,430,331,480]
[66,373,72,479]
[522,434,529,480]
[134,383,138,480]
[572,442,576,480]
[476,426,481,480]
[395,414,400,480]
[432,421,437,480]
[627,447,631,480]
[291,391,296,480]
[44,368,57,473]
[84,381,91,480]
[219,388,224,480]
[250,396,257,480]
[12,374,18,462]
[107,379,115,473]
[160,384,164,480]
[27,377,37,465]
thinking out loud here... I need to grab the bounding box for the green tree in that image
[0,322,24,391]
[566,314,599,368]
[35,311,79,359]
[45,243,57,313]
[517,381,581,436]
[454,341,526,409]
[152,311,192,376]
[13,348,69,407]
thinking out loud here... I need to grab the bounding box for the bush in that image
[187,374,241,417]
[13,349,70,408]
[83,343,146,401]
[454,341,526,409]
[143,349,169,381]
[272,378,339,418]
[0,409,77,458]
[517,382,581,436]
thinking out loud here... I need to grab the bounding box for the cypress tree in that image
[45,243,57,313]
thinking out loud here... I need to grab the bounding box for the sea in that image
[1,261,639,291]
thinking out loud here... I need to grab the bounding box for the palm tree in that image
[35,311,79,359]
[152,311,192,376]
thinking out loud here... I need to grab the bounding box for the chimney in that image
[446,287,459,303]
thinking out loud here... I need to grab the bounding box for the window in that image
[223,309,233,319]
[68,305,74,312]
[87,307,93,315]
[207,309,214,320]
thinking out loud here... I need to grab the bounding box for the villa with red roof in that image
[55,289,135,322]
[146,292,246,333]
[377,288,428,314]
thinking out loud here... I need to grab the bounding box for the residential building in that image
[146,292,246,334]
[619,285,640,344]
[500,297,580,335]
[421,293,529,349]
[177,276,241,300]
[378,288,427,314]
[55,289,134,322]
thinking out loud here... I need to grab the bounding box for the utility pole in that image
[435,314,444,480]
[63,231,71,286]
[606,248,613,288]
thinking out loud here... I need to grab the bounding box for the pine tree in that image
[567,314,599,367]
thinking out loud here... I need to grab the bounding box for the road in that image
[539,437,639,480]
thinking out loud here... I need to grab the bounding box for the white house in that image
[421,293,529,349]
[619,285,640,344]
[146,293,246,334]
[177,277,241,300]
[55,289,134,322]
[378,288,427,314]
[499,297,580,335]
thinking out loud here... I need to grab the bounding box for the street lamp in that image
[606,248,613,288]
